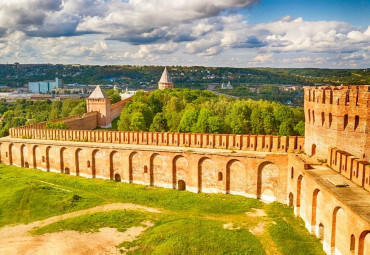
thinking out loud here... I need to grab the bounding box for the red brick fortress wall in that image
[16,112,99,131]
[304,85,370,162]
[9,128,305,154]
[110,97,132,121]
[328,147,370,192]
[287,153,370,255]
[0,138,289,203]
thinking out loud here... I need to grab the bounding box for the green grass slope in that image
[0,164,324,255]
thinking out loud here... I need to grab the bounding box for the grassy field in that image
[0,164,324,255]
[32,210,151,235]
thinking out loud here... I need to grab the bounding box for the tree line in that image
[0,99,86,137]
[117,89,305,136]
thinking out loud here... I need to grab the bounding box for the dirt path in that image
[0,203,161,255]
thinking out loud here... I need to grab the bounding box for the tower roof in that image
[159,67,172,83]
[89,85,107,99]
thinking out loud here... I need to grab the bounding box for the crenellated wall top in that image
[8,127,305,154]
[304,85,370,108]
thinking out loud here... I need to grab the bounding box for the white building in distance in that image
[120,87,137,100]
[221,81,233,89]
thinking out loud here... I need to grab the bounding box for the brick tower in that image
[87,85,112,128]
[304,85,370,161]
[158,67,174,90]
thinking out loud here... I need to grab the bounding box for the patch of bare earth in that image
[0,203,160,255]
[245,208,267,217]
[249,222,265,235]
[223,222,241,230]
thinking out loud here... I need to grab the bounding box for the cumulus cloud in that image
[253,54,273,62]
[257,17,369,53]
[0,0,369,67]
[0,0,63,34]
[124,42,179,60]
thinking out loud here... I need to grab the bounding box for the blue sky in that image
[244,0,370,26]
[0,0,369,68]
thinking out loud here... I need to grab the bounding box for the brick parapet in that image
[8,127,305,153]
[328,147,370,192]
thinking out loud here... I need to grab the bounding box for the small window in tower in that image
[329,113,333,128]
[291,167,294,179]
[218,172,223,181]
[322,90,326,103]
[344,114,348,130]
[329,90,333,104]
[308,109,311,123]
[87,160,91,167]
[321,112,325,126]
[354,115,359,131]
[312,110,315,124]
[345,91,350,105]
[313,90,315,102]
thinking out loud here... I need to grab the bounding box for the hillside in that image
[0,164,324,255]
[1,64,369,89]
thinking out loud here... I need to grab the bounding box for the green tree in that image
[164,97,183,132]
[61,99,80,117]
[250,108,264,134]
[117,111,131,131]
[208,116,224,134]
[192,109,211,133]
[49,108,60,120]
[70,101,86,116]
[150,113,167,132]
[294,121,305,136]
[130,112,146,131]
[263,113,277,135]
[225,101,251,134]
[278,121,293,136]
[109,93,121,104]
[132,90,148,104]
[178,109,198,132]
[274,106,294,124]
[147,90,165,114]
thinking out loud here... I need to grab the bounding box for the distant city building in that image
[221,81,233,89]
[28,78,62,93]
[113,85,119,93]
[158,67,174,90]
[120,87,137,100]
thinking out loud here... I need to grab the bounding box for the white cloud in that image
[253,54,273,62]
[0,0,369,67]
